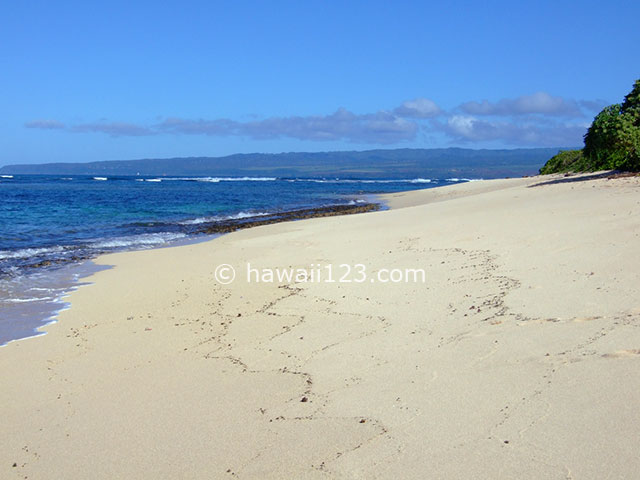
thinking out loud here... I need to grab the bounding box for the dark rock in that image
[197,203,379,235]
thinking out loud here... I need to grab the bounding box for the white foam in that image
[132,176,436,184]
[93,177,108,181]
[4,296,56,303]
[0,246,66,260]
[162,176,276,183]
[292,178,433,184]
[178,211,271,225]
[1,175,13,179]
[0,261,103,347]
[90,232,186,249]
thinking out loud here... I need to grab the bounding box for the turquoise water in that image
[0,174,471,344]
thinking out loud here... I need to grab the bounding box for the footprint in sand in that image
[602,349,640,358]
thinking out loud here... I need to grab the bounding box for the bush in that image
[583,80,640,171]
[540,79,640,174]
[539,149,595,174]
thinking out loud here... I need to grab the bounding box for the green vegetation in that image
[539,149,590,174]
[541,79,640,174]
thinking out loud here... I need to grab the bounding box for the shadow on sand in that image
[529,170,638,187]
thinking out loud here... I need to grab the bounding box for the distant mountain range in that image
[0,147,566,179]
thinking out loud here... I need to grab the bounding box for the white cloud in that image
[25,92,605,147]
[24,119,66,129]
[460,92,583,117]
[71,122,153,137]
[394,98,442,118]
[446,115,478,138]
[157,108,418,144]
[437,114,586,146]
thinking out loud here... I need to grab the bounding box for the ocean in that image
[0,174,474,345]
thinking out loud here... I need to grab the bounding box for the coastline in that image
[0,201,379,346]
[2,174,640,478]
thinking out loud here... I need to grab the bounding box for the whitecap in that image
[177,211,271,225]
[0,246,66,261]
[90,232,186,249]
[162,176,276,183]
[291,178,433,184]
[4,297,56,303]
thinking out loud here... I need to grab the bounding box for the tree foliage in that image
[540,79,640,174]
[539,149,589,174]
[583,104,624,166]
[621,79,640,118]
[583,79,640,171]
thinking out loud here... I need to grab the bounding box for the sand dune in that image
[2,173,639,479]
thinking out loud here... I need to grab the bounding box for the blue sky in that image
[1,0,639,165]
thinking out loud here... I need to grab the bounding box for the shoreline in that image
[2,200,382,273]
[195,202,380,234]
[2,174,640,478]
[0,201,381,347]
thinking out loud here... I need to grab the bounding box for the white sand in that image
[1,173,640,479]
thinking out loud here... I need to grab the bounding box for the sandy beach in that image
[2,173,640,479]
